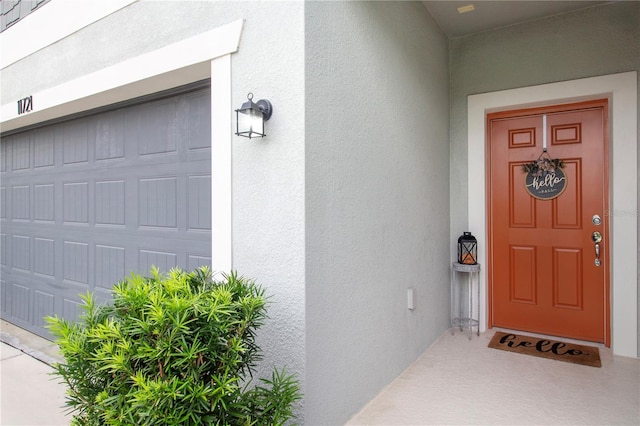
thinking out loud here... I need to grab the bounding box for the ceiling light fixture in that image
[457,4,475,14]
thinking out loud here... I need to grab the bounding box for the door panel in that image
[488,100,609,344]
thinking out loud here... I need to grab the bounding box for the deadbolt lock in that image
[592,215,602,226]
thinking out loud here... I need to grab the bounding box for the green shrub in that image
[46,266,301,426]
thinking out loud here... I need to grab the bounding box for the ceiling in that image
[422,1,609,38]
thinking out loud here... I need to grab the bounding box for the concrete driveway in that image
[0,322,70,426]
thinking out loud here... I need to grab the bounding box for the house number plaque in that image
[17,95,33,115]
[524,168,567,200]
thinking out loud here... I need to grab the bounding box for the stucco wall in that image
[449,1,640,355]
[1,0,306,420]
[305,1,449,424]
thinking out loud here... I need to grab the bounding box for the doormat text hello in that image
[488,331,601,367]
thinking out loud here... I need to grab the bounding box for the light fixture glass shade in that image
[236,107,264,138]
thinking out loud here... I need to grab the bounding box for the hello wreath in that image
[522,153,567,200]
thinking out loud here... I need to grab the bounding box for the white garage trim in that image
[468,71,638,358]
[1,19,243,276]
[211,55,233,274]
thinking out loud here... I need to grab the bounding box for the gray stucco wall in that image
[2,0,307,420]
[305,1,449,424]
[449,1,640,355]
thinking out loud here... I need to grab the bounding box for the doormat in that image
[488,331,601,368]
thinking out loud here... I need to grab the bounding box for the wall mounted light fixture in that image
[235,93,273,139]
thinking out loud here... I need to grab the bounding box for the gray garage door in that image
[1,85,212,338]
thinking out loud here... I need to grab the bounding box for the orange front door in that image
[488,100,609,344]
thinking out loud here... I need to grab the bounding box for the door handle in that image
[592,231,602,267]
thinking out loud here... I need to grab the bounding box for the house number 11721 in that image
[17,96,33,115]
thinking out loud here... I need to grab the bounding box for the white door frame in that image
[468,71,638,358]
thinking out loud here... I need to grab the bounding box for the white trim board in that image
[1,20,242,276]
[211,55,233,275]
[468,71,638,358]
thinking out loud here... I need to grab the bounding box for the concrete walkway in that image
[348,329,640,425]
[2,320,638,426]
[0,321,70,426]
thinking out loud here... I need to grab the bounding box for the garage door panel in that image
[95,110,125,161]
[62,297,83,325]
[139,177,178,228]
[187,91,212,150]
[134,99,179,157]
[139,249,177,274]
[1,278,7,314]
[33,290,55,328]
[188,254,212,270]
[11,185,29,219]
[9,281,30,322]
[34,183,55,221]
[1,140,7,172]
[61,119,90,165]
[33,237,55,277]
[12,234,30,271]
[33,128,55,168]
[1,87,212,339]
[12,134,30,170]
[1,186,6,219]
[95,245,125,289]
[63,182,89,223]
[0,233,6,266]
[63,241,89,284]
[95,180,125,225]
[188,175,212,230]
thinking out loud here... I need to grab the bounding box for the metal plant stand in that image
[451,262,481,339]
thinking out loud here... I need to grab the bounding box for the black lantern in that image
[457,232,477,265]
[235,93,273,139]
